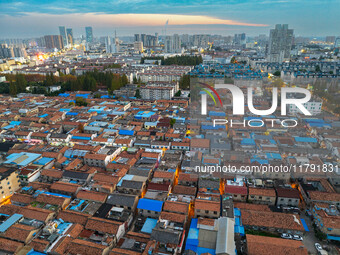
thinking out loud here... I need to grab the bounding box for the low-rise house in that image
[225,185,248,202]
[50,181,81,197]
[194,199,220,218]
[137,198,163,218]
[248,187,276,205]
[40,169,63,183]
[241,209,306,235]
[246,234,308,255]
[276,188,300,207]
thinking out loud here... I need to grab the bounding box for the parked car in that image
[293,235,303,241]
[315,243,323,251]
[281,233,293,239]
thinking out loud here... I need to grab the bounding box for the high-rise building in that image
[268,24,294,62]
[334,37,340,48]
[234,33,246,48]
[104,36,111,53]
[164,34,181,53]
[325,36,335,43]
[0,44,14,58]
[66,28,74,46]
[13,47,27,58]
[59,26,68,46]
[44,35,64,50]
[0,44,27,58]
[134,34,140,42]
[134,41,143,53]
[85,27,93,43]
[141,34,146,46]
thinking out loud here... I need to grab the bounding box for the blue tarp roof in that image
[27,250,47,255]
[76,94,89,98]
[235,225,245,235]
[300,218,309,232]
[327,235,340,241]
[209,111,226,117]
[266,153,282,160]
[10,121,21,126]
[241,138,256,146]
[141,218,158,234]
[66,112,78,116]
[294,137,317,143]
[59,93,70,97]
[119,129,134,136]
[137,198,163,212]
[72,136,91,140]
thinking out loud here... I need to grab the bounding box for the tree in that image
[15,74,27,93]
[75,97,88,106]
[174,90,181,97]
[179,75,190,89]
[121,74,128,86]
[315,65,321,72]
[135,89,141,99]
[273,70,281,77]
[78,123,84,133]
[9,81,17,96]
[272,78,284,88]
[133,77,138,84]
[170,118,176,127]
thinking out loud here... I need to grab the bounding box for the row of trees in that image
[141,55,203,66]
[5,70,129,96]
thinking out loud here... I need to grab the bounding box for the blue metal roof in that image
[33,157,54,165]
[137,198,163,212]
[0,214,23,233]
[4,152,41,167]
[141,218,158,234]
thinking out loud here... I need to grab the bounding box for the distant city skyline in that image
[0,0,339,38]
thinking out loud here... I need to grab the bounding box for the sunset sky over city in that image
[0,0,339,37]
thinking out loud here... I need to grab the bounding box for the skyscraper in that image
[268,24,294,62]
[44,35,64,50]
[141,34,146,46]
[234,33,246,48]
[85,27,93,43]
[66,28,74,46]
[104,36,111,53]
[59,26,68,46]
[134,34,140,42]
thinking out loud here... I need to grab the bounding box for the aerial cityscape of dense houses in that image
[0,23,339,255]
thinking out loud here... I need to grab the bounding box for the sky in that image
[0,0,339,38]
